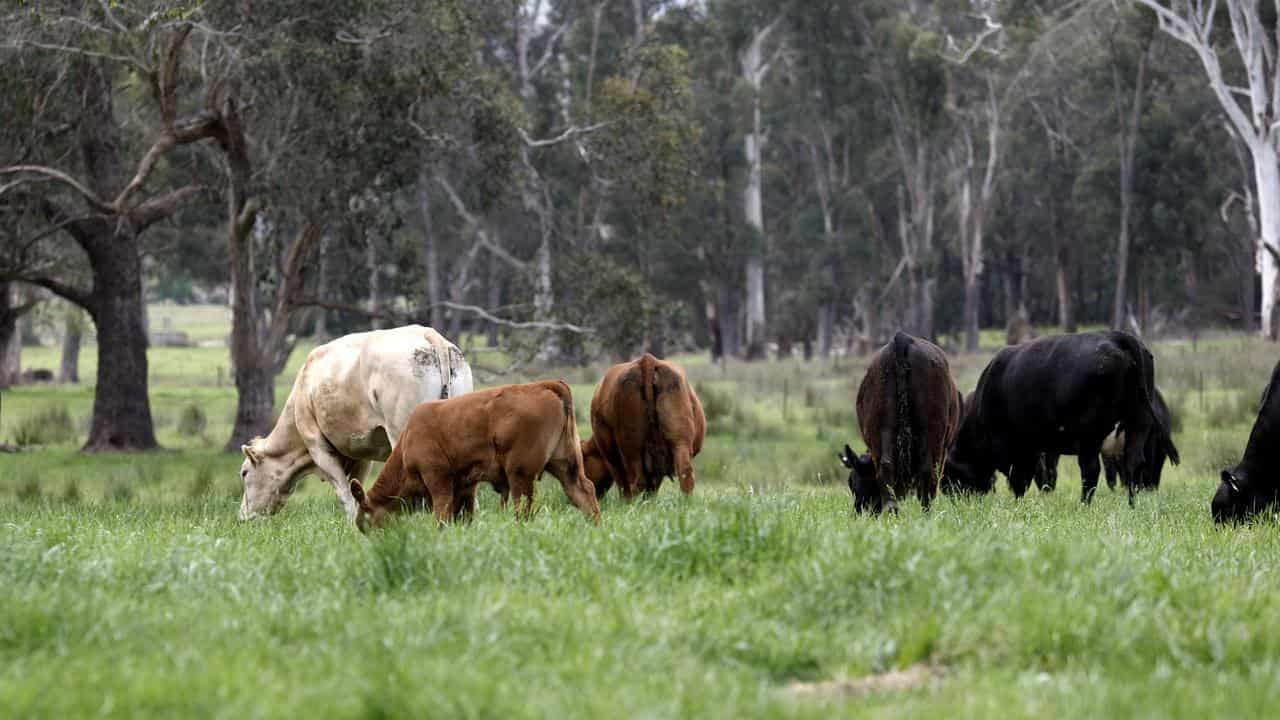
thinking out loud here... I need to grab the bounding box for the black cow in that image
[1212,360,1280,523]
[1034,387,1180,495]
[1101,387,1180,491]
[838,332,963,514]
[943,331,1164,506]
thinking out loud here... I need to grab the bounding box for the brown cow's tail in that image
[889,332,915,496]
[550,380,585,480]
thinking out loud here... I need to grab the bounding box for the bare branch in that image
[518,122,613,148]
[944,14,1004,65]
[435,302,593,333]
[0,166,114,214]
[132,185,209,229]
[9,39,148,73]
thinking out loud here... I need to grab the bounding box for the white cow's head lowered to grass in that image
[238,438,297,520]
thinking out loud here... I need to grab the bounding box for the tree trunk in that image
[229,362,275,448]
[417,168,444,330]
[367,234,383,330]
[1112,196,1133,330]
[817,301,834,358]
[740,21,778,362]
[486,252,501,347]
[312,233,330,341]
[1056,241,1076,332]
[83,231,158,451]
[59,306,83,384]
[0,283,21,388]
[717,280,741,360]
[1252,140,1280,338]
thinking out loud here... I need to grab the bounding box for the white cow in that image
[238,325,473,521]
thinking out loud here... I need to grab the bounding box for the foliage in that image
[10,404,75,448]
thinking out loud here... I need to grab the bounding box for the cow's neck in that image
[259,395,312,473]
[365,445,411,512]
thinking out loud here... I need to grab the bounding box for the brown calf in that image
[839,332,962,513]
[586,353,706,498]
[349,380,600,529]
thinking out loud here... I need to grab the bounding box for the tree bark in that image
[59,306,83,384]
[1056,240,1076,332]
[312,233,330,341]
[1252,140,1280,336]
[717,279,742,360]
[367,233,383,330]
[740,20,780,361]
[417,167,444,330]
[82,227,158,451]
[0,283,21,389]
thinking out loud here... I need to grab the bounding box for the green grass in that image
[2,323,1279,717]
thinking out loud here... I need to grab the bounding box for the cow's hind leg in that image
[673,442,695,495]
[1078,450,1102,504]
[916,448,936,512]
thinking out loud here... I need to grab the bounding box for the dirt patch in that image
[787,661,944,699]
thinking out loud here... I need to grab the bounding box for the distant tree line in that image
[0,0,1274,452]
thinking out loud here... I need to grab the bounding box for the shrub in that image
[61,479,81,504]
[696,382,736,428]
[188,463,215,499]
[107,477,134,504]
[15,474,41,502]
[10,405,76,447]
[1205,391,1255,428]
[177,403,208,439]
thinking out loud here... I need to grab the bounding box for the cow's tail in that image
[889,331,914,495]
[639,353,668,481]
[550,380,585,481]
[1111,332,1157,426]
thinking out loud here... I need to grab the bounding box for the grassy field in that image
[2,312,1279,718]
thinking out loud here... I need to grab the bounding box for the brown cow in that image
[586,353,706,498]
[349,380,600,529]
[838,332,962,513]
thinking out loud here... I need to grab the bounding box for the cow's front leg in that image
[1078,450,1102,504]
[310,446,361,521]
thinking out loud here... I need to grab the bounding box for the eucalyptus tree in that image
[1134,0,1280,338]
[0,3,227,450]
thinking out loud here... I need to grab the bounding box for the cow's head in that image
[581,438,612,490]
[348,479,392,533]
[839,444,897,514]
[238,439,299,520]
[1212,468,1274,523]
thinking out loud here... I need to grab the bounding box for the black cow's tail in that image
[889,332,914,495]
[1111,331,1158,428]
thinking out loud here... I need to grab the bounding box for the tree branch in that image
[132,184,209,229]
[0,166,113,213]
[518,122,613,148]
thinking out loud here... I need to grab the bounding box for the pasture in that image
[2,316,1279,718]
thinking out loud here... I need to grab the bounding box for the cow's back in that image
[298,325,472,460]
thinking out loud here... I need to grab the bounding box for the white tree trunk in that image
[1254,140,1280,334]
[740,20,780,360]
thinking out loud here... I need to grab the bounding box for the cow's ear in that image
[839,444,856,469]
[350,479,367,506]
[1221,470,1241,495]
[855,453,875,473]
[241,444,261,466]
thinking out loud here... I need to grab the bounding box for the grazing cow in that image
[238,325,472,521]
[349,380,600,529]
[1212,360,1280,523]
[944,331,1163,506]
[1101,388,1180,491]
[838,332,963,513]
[587,354,706,498]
